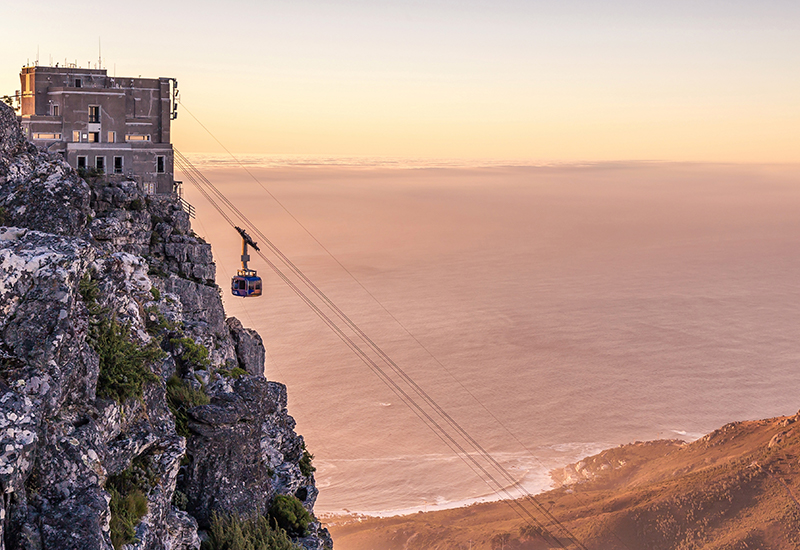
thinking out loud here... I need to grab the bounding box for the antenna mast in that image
[235,226,260,273]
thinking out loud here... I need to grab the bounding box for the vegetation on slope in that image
[201,512,301,550]
[107,456,159,550]
[269,495,313,537]
[166,374,211,437]
[80,274,163,402]
[299,443,316,478]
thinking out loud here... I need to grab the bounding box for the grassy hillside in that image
[327,411,800,549]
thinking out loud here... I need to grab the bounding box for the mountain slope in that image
[328,413,800,549]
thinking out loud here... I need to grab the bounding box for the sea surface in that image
[180,157,800,515]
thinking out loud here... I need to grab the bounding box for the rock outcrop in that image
[0,102,331,550]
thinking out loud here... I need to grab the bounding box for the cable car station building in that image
[18,65,178,194]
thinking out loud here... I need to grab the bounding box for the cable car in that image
[231,226,263,298]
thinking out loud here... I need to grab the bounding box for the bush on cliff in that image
[94,318,163,403]
[299,444,315,478]
[268,495,312,537]
[109,485,147,550]
[170,336,211,369]
[107,456,158,550]
[166,374,210,437]
[80,274,163,403]
[201,511,300,550]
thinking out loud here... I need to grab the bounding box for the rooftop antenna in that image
[98,37,102,69]
[35,45,39,66]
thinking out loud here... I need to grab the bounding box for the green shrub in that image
[170,337,211,369]
[172,489,189,511]
[107,456,158,550]
[0,206,7,226]
[166,374,210,437]
[299,445,315,478]
[150,287,161,301]
[109,486,147,550]
[79,273,102,314]
[129,198,145,211]
[80,274,163,403]
[78,166,104,179]
[144,306,176,336]
[268,495,312,537]
[147,265,168,277]
[202,512,300,550]
[219,366,247,379]
[93,317,162,403]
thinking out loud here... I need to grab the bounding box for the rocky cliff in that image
[0,102,332,550]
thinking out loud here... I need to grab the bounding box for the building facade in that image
[18,65,178,194]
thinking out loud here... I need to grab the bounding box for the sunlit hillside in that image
[328,412,800,549]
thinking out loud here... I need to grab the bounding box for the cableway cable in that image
[175,152,590,549]
[174,146,589,547]
[175,102,633,549]
[174,151,591,550]
[175,153,562,543]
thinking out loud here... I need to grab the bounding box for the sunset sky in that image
[2,0,798,162]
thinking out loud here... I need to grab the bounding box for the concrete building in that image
[18,65,178,194]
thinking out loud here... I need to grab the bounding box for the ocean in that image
[180,158,800,515]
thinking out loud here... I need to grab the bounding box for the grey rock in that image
[181,377,274,527]
[226,317,266,377]
[39,487,112,550]
[0,105,91,238]
[0,103,330,550]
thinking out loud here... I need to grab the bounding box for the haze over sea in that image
[181,157,800,516]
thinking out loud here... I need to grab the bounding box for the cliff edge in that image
[0,102,332,550]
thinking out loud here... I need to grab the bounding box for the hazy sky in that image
[3,1,799,162]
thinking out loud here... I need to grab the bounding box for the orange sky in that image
[3,0,799,162]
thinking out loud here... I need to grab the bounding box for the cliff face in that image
[0,102,331,550]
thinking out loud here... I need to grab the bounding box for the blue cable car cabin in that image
[231,226,263,298]
[232,269,262,297]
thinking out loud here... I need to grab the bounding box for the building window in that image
[107,131,116,143]
[32,133,62,140]
[156,156,165,173]
[73,130,81,142]
[75,78,82,88]
[113,156,124,174]
[88,132,100,143]
[145,182,156,195]
[77,156,87,170]
[95,156,106,173]
[125,134,151,142]
[52,104,59,116]
[88,106,100,123]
